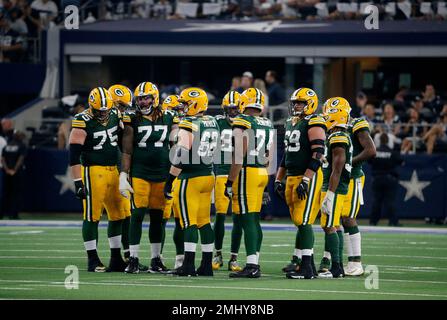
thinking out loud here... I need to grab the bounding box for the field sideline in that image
[0,220,446,300]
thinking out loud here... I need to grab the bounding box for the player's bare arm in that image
[328,146,346,193]
[120,124,134,173]
[353,130,376,165]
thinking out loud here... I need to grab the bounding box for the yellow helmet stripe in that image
[98,87,106,109]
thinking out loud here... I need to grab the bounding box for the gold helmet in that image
[239,88,265,113]
[108,84,133,112]
[323,97,351,131]
[179,87,208,116]
[162,95,185,117]
[221,90,241,118]
[88,87,113,123]
[134,82,159,115]
[289,88,318,116]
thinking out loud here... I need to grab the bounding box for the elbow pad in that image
[69,144,82,166]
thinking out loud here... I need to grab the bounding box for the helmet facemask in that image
[136,95,155,115]
[224,105,239,119]
[289,100,307,117]
[172,103,185,118]
[92,108,111,124]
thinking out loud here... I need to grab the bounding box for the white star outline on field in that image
[398,170,431,202]
[55,167,75,195]
[173,20,329,33]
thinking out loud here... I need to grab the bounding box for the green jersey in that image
[348,118,371,179]
[214,114,233,176]
[178,115,219,179]
[72,108,122,166]
[123,110,179,182]
[232,114,274,168]
[322,130,353,195]
[284,114,326,176]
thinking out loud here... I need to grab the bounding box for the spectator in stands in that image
[1,118,14,141]
[361,103,376,131]
[236,71,253,93]
[265,70,285,106]
[0,0,14,18]
[0,11,25,62]
[423,103,447,155]
[422,84,443,116]
[400,107,428,154]
[279,0,298,19]
[412,95,434,122]
[18,0,42,37]
[30,0,58,28]
[254,78,269,111]
[153,0,173,19]
[1,130,27,220]
[393,86,408,112]
[374,102,401,149]
[238,0,255,19]
[254,0,281,18]
[9,7,28,35]
[230,76,241,91]
[352,91,367,118]
[57,102,85,150]
[369,133,403,227]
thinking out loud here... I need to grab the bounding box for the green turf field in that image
[0,222,446,300]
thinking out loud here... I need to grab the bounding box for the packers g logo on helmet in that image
[323,97,351,131]
[108,84,133,110]
[239,88,265,113]
[88,87,113,123]
[134,82,159,115]
[162,94,185,117]
[179,87,208,116]
[289,87,319,116]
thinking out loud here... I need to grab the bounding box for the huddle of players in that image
[275,88,376,279]
[69,82,275,278]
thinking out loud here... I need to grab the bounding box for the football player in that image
[318,97,353,279]
[212,90,243,272]
[224,88,274,278]
[109,84,133,261]
[69,87,127,272]
[319,101,376,276]
[161,95,185,269]
[119,82,178,274]
[274,88,326,280]
[164,87,219,277]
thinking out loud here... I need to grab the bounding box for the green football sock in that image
[82,220,98,242]
[255,214,263,252]
[241,213,258,256]
[173,218,184,255]
[295,228,301,250]
[160,218,168,254]
[129,207,146,245]
[148,209,163,244]
[184,225,199,244]
[337,229,344,264]
[325,232,340,264]
[121,216,130,252]
[213,214,226,251]
[231,214,243,254]
[107,220,123,238]
[298,224,314,250]
[199,223,214,245]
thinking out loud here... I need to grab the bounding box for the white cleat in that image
[345,262,364,276]
[344,261,354,274]
[317,271,333,279]
[174,256,184,269]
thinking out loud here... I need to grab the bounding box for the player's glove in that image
[164,174,176,200]
[224,180,234,199]
[74,179,87,200]
[262,190,271,206]
[119,172,134,199]
[274,180,285,200]
[321,190,335,216]
[296,176,310,201]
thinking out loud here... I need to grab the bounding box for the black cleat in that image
[229,263,261,278]
[330,263,345,279]
[286,265,315,280]
[196,264,213,276]
[87,258,106,272]
[282,256,301,273]
[173,264,197,277]
[107,256,127,272]
[124,257,140,274]
[149,257,170,273]
[311,255,318,278]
